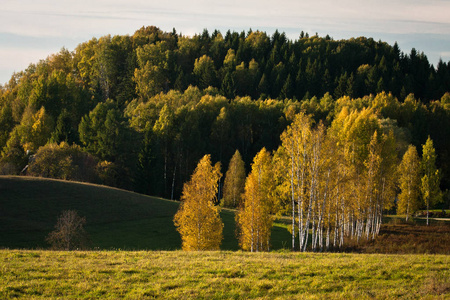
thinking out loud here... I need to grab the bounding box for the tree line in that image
[175,108,443,252]
[0,26,449,206]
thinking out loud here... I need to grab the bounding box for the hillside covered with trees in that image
[0,26,449,221]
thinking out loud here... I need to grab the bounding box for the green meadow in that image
[1,176,449,299]
[1,250,449,299]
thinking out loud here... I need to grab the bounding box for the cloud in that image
[3,0,450,38]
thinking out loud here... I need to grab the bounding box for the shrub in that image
[46,210,88,250]
[28,142,99,182]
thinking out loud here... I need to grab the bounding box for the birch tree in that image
[375,131,397,235]
[46,210,88,250]
[397,145,421,221]
[173,154,223,250]
[236,148,274,252]
[421,137,442,225]
[279,112,312,251]
[328,107,383,244]
[222,150,246,208]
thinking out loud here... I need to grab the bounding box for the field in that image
[1,176,450,254]
[1,250,449,299]
[0,176,291,250]
[1,176,450,298]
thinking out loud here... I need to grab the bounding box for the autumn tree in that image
[397,145,421,221]
[236,148,275,252]
[173,154,223,250]
[46,210,88,250]
[8,105,54,153]
[28,142,98,182]
[362,131,382,240]
[279,112,312,251]
[222,150,246,208]
[421,137,442,225]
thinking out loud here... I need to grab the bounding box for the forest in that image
[0,26,449,238]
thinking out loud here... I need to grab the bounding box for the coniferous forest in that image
[1,26,449,243]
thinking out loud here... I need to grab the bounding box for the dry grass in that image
[341,221,450,255]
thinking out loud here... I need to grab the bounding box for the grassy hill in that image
[0,176,290,250]
[2,176,448,253]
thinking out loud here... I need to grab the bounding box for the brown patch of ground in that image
[343,222,450,254]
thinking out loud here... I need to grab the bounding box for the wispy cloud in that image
[3,0,450,37]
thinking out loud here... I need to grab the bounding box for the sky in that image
[1,0,450,85]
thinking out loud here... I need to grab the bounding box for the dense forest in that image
[0,26,449,211]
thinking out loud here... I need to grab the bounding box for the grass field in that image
[0,176,291,250]
[1,176,449,253]
[1,250,449,299]
[1,176,449,299]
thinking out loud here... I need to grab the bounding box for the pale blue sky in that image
[1,0,450,85]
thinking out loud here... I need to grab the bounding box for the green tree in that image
[173,155,223,251]
[5,106,54,154]
[135,130,154,194]
[222,150,246,208]
[134,41,172,99]
[78,101,129,162]
[50,109,78,144]
[421,136,442,225]
[193,55,217,89]
[152,104,175,197]
[0,101,14,151]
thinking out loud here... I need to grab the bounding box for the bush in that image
[46,210,88,250]
[28,142,99,182]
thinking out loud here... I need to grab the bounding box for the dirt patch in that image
[342,223,450,254]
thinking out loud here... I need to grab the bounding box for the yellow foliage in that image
[236,148,275,252]
[222,150,245,208]
[173,155,223,251]
[397,145,421,220]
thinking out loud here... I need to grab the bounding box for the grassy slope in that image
[1,250,449,299]
[2,176,448,253]
[0,176,290,250]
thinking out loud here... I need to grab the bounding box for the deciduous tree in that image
[236,148,275,252]
[46,210,88,250]
[222,150,245,208]
[279,112,312,251]
[397,145,421,221]
[193,55,217,89]
[173,155,223,250]
[421,137,442,225]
